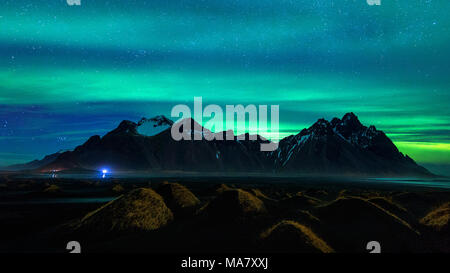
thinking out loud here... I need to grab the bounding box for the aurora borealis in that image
[0,1,449,175]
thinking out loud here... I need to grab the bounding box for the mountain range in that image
[4,113,433,177]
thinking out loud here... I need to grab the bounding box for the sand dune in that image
[74,188,173,233]
[421,202,449,232]
[156,182,200,214]
[261,220,334,253]
[202,189,266,220]
[314,196,420,252]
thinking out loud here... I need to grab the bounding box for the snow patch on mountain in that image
[137,116,174,136]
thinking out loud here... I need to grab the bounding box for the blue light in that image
[100,168,109,179]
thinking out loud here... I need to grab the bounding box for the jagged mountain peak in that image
[343,112,362,127]
[308,118,333,136]
[342,112,359,121]
[330,113,383,149]
[304,113,364,138]
[105,116,175,137]
[313,118,331,127]
[332,112,363,133]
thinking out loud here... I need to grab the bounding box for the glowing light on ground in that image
[101,169,109,178]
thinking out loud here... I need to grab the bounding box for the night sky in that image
[0,1,449,175]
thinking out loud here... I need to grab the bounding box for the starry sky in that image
[0,1,449,175]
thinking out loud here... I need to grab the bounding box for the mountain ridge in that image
[3,113,434,177]
[270,113,430,176]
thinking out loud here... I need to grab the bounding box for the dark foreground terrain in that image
[0,174,449,253]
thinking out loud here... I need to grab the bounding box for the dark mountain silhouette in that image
[40,117,270,172]
[8,113,433,176]
[2,150,66,171]
[270,113,431,176]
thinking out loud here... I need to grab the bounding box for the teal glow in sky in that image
[0,1,449,174]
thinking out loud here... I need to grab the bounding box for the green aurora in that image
[0,1,449,174]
